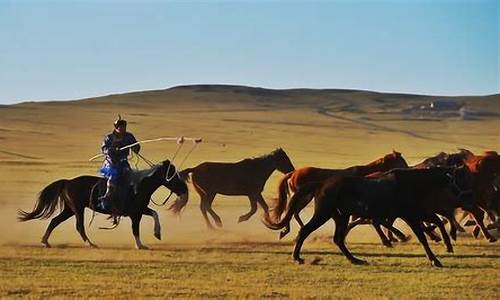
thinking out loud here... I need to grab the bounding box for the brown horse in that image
[18,160,188,249]
[273,150,409,238]
[178,148,295,229]
[459,149,500,241]
[263,167,474,267]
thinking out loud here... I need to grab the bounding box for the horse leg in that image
[205,194,223,228]
[238,195,258,223]
[281,193,312,239]
[294,193,314,228]
[404,217,442,267]
[372,222,393,248]
[75,210,98,248]
[131,214,148,249]
[333,214,368,265]
[423,222,442,242]
[292,211,330,264]
[200,194,216,230]
[279,224,291,240]
[382,217,409,242]
[467,207,497,242]
[254,193,270,217]
[441,210,458,241]
[427,214,453,253]
[143,207,161,240]
[41,208,74,248]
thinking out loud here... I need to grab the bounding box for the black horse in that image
[18,160,188,249]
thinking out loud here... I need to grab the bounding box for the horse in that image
[272,150,409,239]
[347,149,498,245]
[18,160,188,249]
[178,148,295,229]
[412,149,499,241]
[263,167,474,267]
[458,149,500,241]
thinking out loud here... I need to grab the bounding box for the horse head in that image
[158,160,189,214]
[444,166,475,210]
[272,148,295,174]
[383,150,409,169]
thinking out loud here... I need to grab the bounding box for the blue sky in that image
[0,0,498,104]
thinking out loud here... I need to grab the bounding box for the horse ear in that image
[162,160,171,167]
[458,148,474,157]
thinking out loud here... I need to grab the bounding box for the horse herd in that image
[19,148,500,267]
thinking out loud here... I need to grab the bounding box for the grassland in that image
[0,85,499,298]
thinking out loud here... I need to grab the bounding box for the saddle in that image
[91,165,161,215]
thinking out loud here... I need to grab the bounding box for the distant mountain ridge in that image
[8,84,500,108]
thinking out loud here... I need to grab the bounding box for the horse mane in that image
[243,148,284,163]
[365,150,401,167]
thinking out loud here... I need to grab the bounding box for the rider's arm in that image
[101,135,117,155]
[129,133,141,154]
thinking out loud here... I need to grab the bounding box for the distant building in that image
[420,100,463,111]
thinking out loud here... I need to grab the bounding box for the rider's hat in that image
[113,114,127,128]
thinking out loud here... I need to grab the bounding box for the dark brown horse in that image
[412,149,499,241]
[263,167,474,267]
[459,149,500,241]
[18,160,188,249]
[273,150,409,238]
[178,148,295,229]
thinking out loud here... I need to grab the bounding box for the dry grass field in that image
[0,85,499,298]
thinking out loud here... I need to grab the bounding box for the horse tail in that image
[262,181,320,230]
[271,171,294,222]
[18,179,67,221]
[178,167,195,182]
[168,189,190,215]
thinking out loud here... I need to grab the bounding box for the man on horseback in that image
[98,115,141,211]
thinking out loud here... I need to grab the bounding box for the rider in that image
[98,115,141,210]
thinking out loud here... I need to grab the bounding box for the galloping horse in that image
[18,160,188,249]
[459,149,500,241]
[178,148,295,229]
[347,149,499,245]
[263,167,474,267]
[273,150,409,238]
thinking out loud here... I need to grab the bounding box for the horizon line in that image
[3,83,499,106]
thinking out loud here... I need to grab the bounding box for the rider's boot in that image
[98,182,115,211]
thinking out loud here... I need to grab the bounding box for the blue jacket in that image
[101,132,140,169]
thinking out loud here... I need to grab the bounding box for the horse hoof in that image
[41,241,51,248]
[489,237,497,243]
[89,243,99,249]
[154,232,162,241]
[351,259,369,265]
[279,231,288,240]
[237,216,248,223]
[294,258,305,265]
[431,260,443,268]
[383,242,393,248]
[215,221,223,228]
[472,227,481,239]
[137,245,149,250]
[446,248,454,254]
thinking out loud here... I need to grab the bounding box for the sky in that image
[0,0,498,104]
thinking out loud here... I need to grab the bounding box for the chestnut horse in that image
[459,149,500,241]
[263,167,474,267]
[273,150,409,238]
[18,160,188,249]
[179,148,295,229]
